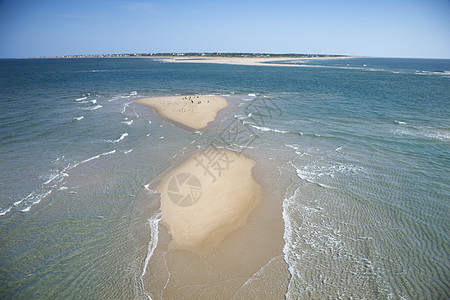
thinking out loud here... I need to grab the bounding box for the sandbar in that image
[135,95,228,130]
[154,150,261,254]
[158,55,354,67]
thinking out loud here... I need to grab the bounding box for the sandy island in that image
[159,55,354,67]
[154,150,261,254]
[135,95,228,130]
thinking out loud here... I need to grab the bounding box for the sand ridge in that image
[135,95,228,130]
[154,150,261,254]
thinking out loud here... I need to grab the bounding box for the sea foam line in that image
[3,149,118,216]
[20,190,52,212]
[121,120,133,125]
[120,103,130,114]
[249,124,289,134]
[0,206,12,216]
[392,127,450,141]
[111,133,128,143]
[140,212,162,300]
[65,150,116,171]
[43,172,63,185]
[290,162,333,189]
[282,186,303,299]
[10,190,53,214]
[286,144,305,156]
[87,104,103,111]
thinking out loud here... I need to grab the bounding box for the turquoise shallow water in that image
[0,57,449,298]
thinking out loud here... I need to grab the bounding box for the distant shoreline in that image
[18,53,356,67]
[21,52,351,60]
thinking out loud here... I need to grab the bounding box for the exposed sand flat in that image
[154,150,261,254]
[139,149,289,298]
[159,55,353,67]
[135,95,228,130]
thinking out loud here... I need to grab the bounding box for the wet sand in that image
[155,150,261,254]
[140,149,289,299]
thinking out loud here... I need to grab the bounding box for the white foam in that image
[130,91,137,96]
[415,70,450,76]
[393,127,450,141]
[75,97,87,101]
[394,120,406,125]
[122,120,133,125]
[90,105,102,110]
[90,99,97,104]
[295,167,314,182]
[250,124,288,133]
[121,103,130,114]
[0,206,12,216]
[282,186,302,299]
[140,212,162,300]
[83,104,103,111]
[75,116,84,121]
[290,162,334,188]
[43,173,61,185]
[14,192,32,206]
[231,143,256,150]
[248,93,256,97]
[19,190,52,212]
[78,150,116,165]
[112,133,128,143]
[79,154,101,164]
[286,144,304,156]
[124,149,133,154]
[144,184,157,193]
[54,156,63,162]
[234,114,248,121]
[101,150,116,156]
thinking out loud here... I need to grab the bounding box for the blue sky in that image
[0,0,449,58]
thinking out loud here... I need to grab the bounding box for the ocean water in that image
[0,57,449,299]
